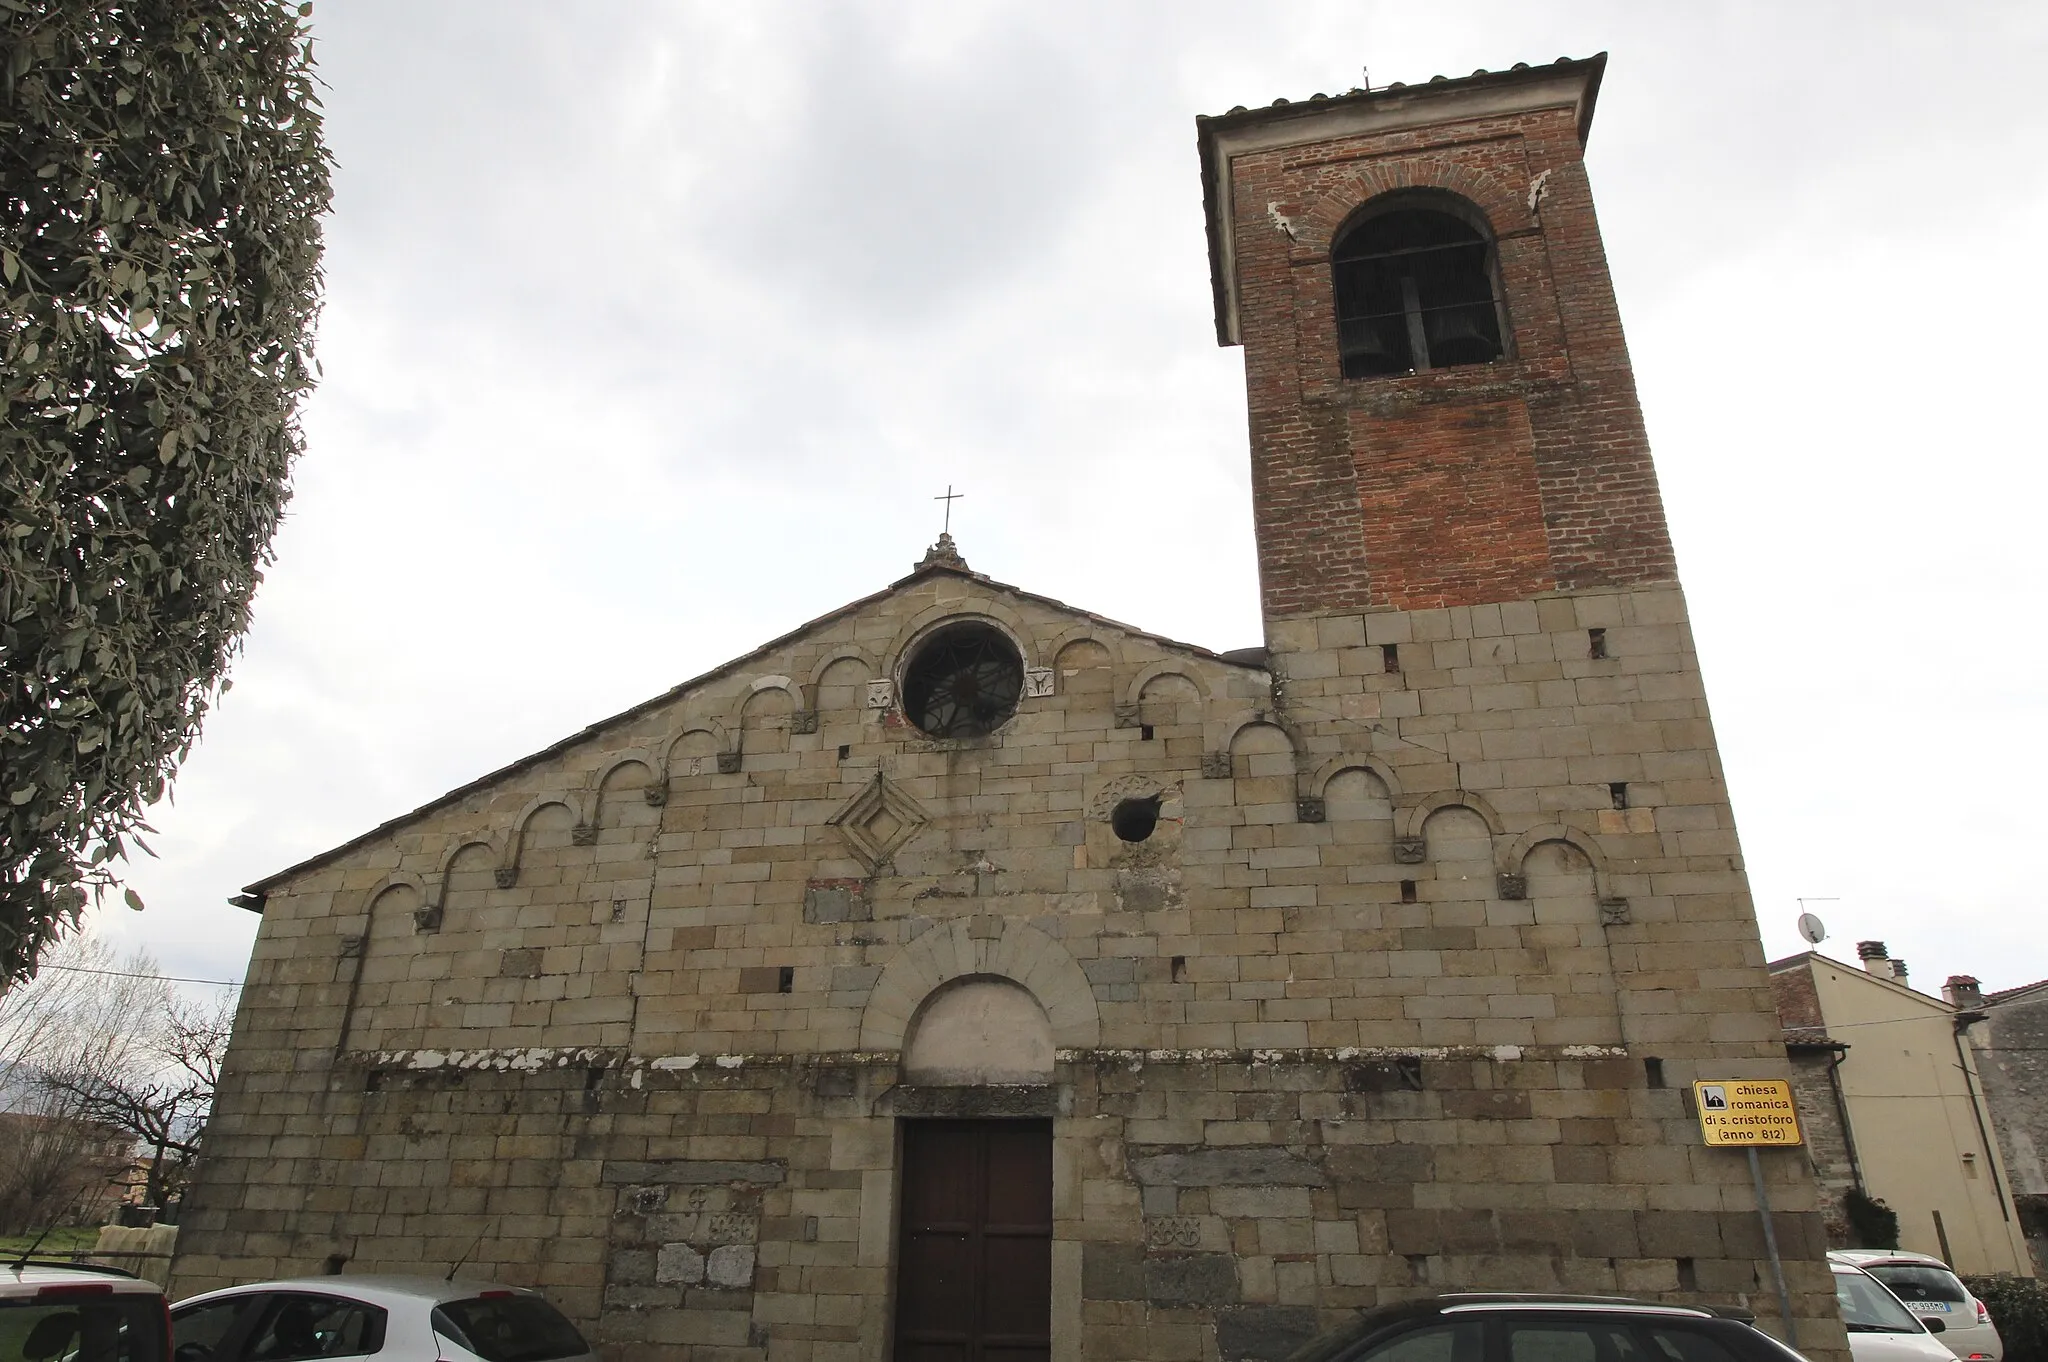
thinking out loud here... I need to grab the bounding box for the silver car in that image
[1830,1251,2004,1362]
[169,1276,598,1362]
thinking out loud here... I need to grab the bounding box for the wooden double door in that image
[894,1120,1053,1362]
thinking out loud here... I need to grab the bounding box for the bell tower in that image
[1197,55,1677,628]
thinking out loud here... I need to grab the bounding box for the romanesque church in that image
[176,55,1848,1362]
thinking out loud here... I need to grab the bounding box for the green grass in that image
[0,1226,104,1256]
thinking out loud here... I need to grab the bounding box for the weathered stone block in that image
[1144,1253,1239,1307]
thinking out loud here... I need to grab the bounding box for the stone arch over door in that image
[859,919,1099,1052]
[901,977,1056,1085]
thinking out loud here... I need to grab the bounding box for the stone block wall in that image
[177,563,1845,1361]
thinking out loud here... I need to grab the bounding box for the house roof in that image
[1194,54,1607,346]
[238,542,1268,901]
[1985,977,2048,1006]
[1768,950,1954,1013]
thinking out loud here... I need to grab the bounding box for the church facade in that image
[176,56,1847,1362]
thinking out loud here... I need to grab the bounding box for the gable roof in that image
[1986,978,2048,1006]
[1769,950,1953,1014]
[238,542,1267,900]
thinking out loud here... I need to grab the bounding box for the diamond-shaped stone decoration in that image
[827,774,931,873]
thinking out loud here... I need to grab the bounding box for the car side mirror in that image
[1923,1318,1946,1334]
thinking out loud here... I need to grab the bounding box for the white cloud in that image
[99,0,2048,1000]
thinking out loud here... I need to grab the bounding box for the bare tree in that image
[41,991,237,1208]
[0,933,168,1232]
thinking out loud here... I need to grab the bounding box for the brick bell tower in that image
[1199,55,1673,623]
[1198,58,1846,1345]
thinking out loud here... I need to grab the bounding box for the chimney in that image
[1945,976,1985,1009]
[1891,959,1909,986]
[1857,940,1890,977]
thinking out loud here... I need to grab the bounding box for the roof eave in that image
[240,567,1270,898]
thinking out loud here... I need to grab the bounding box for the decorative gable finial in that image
[915,532,969,573]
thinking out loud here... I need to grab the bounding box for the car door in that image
[233,1295,386,1362]
[171,1293,268,1362]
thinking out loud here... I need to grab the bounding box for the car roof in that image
[1355,1294,1720,1327]
[1829,1250,1956,1271]
[1,1261,163,1296]
[175,1275,537,1309]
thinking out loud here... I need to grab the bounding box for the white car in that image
[1830,1251,2003,1362]
[169,1276,598,1362]
[3,1259,171,1362]
[1833,1260,1960,1362]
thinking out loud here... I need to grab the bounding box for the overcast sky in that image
[85,1,2048,1009]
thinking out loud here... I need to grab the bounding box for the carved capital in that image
[412,903,443,933]
[1201,752,1233,779]
[1295,797,1325,824]
[1495,873,1526,901]
[494,866,518,890]
[1392,836,1427,864]
[1599,897,1632,926]
[790,709,819,735]
[1113,703,1141,729]
[643,780,668,806]
[717,752,742,774]
[1023,667,1055,698]
[571,823,598,846]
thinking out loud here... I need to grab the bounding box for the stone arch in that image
[1044,624,1125,673]
[1499,823,1616,900]
[1049,635,1115,703]
[859,919,1099,1052]
[1211,711,1305,773]
[901,976,1056,1085]
[361,874,426,943]
[884,598,1039,676]
[664,721,731,778]
[1295,163,1526,256]
[1309,754,1403,804]
[433,835,501,899]
[1321,765,1395,828]
[1124,660,1217,709]
[498,796,581,884]
[810,649,877,720]
[724,675,801,741]
[1396,789,1504,843]
[735,680,798,758]
[585,750,659,830]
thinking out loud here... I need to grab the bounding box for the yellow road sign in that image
[1694,1079,1804,1147]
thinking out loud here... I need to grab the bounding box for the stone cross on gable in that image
[934,485,963,535]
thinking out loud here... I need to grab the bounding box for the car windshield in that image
[431,1298,586,1362]
[1863,1266,1968,1305]
[1834,1271,1928,1334]
[1,1296,166,1362]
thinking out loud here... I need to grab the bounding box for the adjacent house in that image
[1948,973,2048,1274]
[1771,943,2031,1274]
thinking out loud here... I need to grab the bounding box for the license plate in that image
[1907,1303,1953,1314]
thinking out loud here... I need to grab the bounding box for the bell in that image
[1423,305,1500,367]
[1339,319,1406,377]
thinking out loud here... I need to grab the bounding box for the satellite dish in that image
[1798,912,1827,946]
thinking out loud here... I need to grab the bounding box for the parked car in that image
[1830,1251,2003,1362]
[169,1276,596,1362]
[1832,1259,1959,1362]
[1282,1292,1812,1362]
[2,1259,171,1362]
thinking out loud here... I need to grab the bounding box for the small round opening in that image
[1110,795,1161,843]
[902,621,1024,738]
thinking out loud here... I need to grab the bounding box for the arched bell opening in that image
[1332,192,1510,378]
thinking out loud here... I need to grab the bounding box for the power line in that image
[37,963,241,988]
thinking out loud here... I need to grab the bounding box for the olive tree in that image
[2,0,331,984]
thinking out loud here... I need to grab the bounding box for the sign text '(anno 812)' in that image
[1693,1079,1804,1147]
